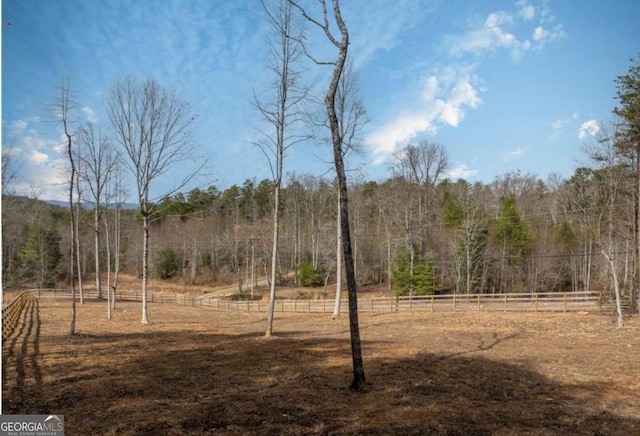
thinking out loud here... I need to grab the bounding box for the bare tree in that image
[74,163,85,303]
[1,140,22,196]
[107,77,202,324]
[289,0,366,390]
[392,141,448,186]
[104,159,127,316]
[584,123,629,328]
[77,123,115,302]
[55,77,78,334]
[255,0,309,337]
[331,61,368,318]
[391,141,449,290]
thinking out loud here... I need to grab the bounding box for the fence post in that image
[453,294,457,313]
[563,293,567,313]
[409,294,413,312]
[535,294,539,313]
[477,295,481,311]
[504,294,508,312]
[431,295,434,313]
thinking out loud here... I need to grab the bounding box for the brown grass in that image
[3,295,640,435]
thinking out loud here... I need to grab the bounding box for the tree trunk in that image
[602,249,625,328]
[104,211,112,319]
[324,0,365,389]
[332,196,343,318]
[95,206,102,299]
[266,184,281,337]
[112,203,121,310]
[141,214,150,324]
[75,199,84,303]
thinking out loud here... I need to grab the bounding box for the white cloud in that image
[445,163,478,180]
[550,112,578,136]
[12,119,28,130]
[366,66,481,164]
[444,1,565,61]
[578,120,601,139]
[517,0,536,20]
[532,24,565,49]
[447,11,531,60]
[81,106,97,123]
[533,26,547,41]
[346,0,427,68]
[503,146,528,162]
[28,150,49,164]
[364,1,568,174]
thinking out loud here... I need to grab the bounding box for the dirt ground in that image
[3,294,640,435]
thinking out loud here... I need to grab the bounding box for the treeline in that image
[3,54,639,313]
[2,152,636,300]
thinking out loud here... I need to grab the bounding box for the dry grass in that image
[3,295,640,435]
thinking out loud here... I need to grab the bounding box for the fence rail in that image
[2,291,32,340]
[28,288,611,314]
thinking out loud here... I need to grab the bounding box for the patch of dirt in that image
[3,296,640,435]
[77,273,364,300]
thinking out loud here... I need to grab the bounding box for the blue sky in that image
[2,0,639,201]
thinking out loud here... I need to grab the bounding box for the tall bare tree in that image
[55,77,78,334]
[331,61,368,318]
[289,0,366,390]
[585,124,629,328]
[104,159,126,316]
[255,0,309,337]
[77,123,115,302]
[107,77,202,324]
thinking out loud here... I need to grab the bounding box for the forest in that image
[2,139,638,305]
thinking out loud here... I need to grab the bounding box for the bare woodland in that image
[2,2,639,331]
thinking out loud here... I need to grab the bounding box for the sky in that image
[2,0,639,202]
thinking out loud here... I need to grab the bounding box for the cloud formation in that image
[366,66,481,164]
[445,163,478,180]
[503,146,529,162]
[550,112,578,138]
[445,1,565,60]
[28,150,49,164]
[366,1,566,166]
[578,120,601,139]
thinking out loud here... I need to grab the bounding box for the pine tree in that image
[19,224,62,289]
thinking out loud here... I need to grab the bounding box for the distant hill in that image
[44,199,139,210]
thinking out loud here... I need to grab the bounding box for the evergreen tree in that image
[393,248,434,296]
[493,195,531,292]
[19,224,62,288]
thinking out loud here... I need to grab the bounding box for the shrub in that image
[392,249,434,296]
[156,248,181,279]
[297,261,324,287]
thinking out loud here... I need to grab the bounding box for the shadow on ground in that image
[4,325,638,435]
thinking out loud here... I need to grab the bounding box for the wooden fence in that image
[29,289,607,314]
[2,291,32,340]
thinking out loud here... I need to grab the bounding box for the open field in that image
[3,295,640,435]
